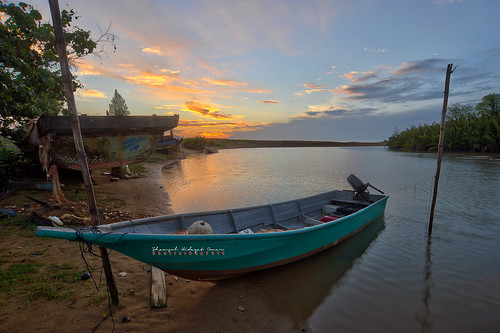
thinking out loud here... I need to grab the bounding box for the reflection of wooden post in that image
[48,0,119,305]
[429,64,454,236]
[150,266,168,307]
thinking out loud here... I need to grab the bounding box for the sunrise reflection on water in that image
[160,147,500,332]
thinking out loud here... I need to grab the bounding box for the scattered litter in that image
[0,208,17,219]
[60,213,87,221]
[122,316,131,323]
[118,272,127,277]
[237,305,245,312]
[81,272,91,280]
[47,216,63,226]
[26,195,51,207]
[238,228,254,234]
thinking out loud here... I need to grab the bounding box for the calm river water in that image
[160,147,500,332]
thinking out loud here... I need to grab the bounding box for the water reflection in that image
[416,237,434,332]
[161,147,500,331]
[261,218,385,328]
[222,217,384,329]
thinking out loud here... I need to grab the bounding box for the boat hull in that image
[20,114,179,170]
[49,134,163,170]
[36,192,388,280]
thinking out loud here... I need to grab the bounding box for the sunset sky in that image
[29,0,500,141]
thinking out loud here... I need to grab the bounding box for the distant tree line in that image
[387,93,500,152]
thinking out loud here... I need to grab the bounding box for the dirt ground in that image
[0,152,303,333]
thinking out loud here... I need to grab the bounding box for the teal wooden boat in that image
[36,175,388,281]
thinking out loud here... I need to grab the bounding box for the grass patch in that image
[128,163,149,174]
[0,215,28,227]
[182,136,215,151]
[48,263,86,282]
[88,291,107,305]
[0,260,88,302]
[0,261,40,292]
[144,151,177,163]
[127,151,181,174]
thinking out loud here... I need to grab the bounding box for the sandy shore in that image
[0,150,305,333]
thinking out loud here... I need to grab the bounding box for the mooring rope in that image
[72,226,129,333]
[384,176,435,195]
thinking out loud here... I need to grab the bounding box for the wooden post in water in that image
[428,63,454,236]
[48,0,119,306]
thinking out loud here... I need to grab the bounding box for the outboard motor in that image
[347,174,384,201]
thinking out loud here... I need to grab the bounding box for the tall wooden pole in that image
[428,63,454,236]
[48,0,119,306]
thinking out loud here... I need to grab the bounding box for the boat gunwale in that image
[70,193,389,241]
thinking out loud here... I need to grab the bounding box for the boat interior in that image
[103,189,386,235]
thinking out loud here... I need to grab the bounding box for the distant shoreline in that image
[210,138,387,149]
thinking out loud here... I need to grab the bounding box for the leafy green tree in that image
[107,89,130,116]
[476,93,500,117]
[447,103,475,121]
[387,93,500,152]
[0,1,116,141]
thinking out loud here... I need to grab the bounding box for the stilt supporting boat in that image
[150,266,168,307]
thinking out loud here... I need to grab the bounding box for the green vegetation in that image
[182,135,217,151]
[387,93,500,152]
[107,89,130,116]
[0,260,85,301]
[0,1,116,141]
[144,151,180,163]
[1,137,41,180]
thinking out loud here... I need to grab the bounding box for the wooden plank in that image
[150,266,168,308]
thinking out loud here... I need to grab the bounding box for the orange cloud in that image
[142,46,163,55]
[183,101,233,120]
[341,70,378,83]
[297,82,329,94]
[303,83,325,89]
[123,70,205,97]
[342,71,359,81]
[77,63,102,76]
[242,88,273,94]
[203,78,247,86]
[124,70,177,86]
[80,89,107,99]
[161,68,180,74]
[198,132,231,139]
[334,85,364,96]
[177,118,266,138]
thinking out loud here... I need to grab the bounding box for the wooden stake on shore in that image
[428,63,455,236]
[150,266,168,307]
[48,0,119,306]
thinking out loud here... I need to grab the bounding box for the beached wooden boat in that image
[204,146,219,154]
[36,175,388,281]
[18,114,179,170]
[156,129,183,151]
